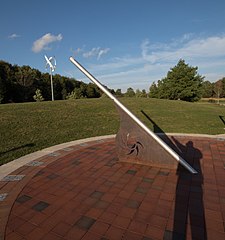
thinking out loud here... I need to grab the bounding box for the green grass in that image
[1,98,225,165]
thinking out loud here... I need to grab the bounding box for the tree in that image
[215,78,225,98]
[14,65,39,102]
[61,87,67,100]
[135,89,142,97]
[140,89,147,98]
[214,80,223,103]
[222,78,225,97]
[33,89,44,102]
[150,59,204,102]
[115,89,123,97]
[0,75,5,103]
[125,87,135,97]
[67,88,84,99]
[149,82,158,98]
[201,81,214,98]
[86,83,101,98]
[0,62,10,103]
[136,89,147,98]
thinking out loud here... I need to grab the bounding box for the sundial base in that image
[69,57,196,174]
[115,107,178,170]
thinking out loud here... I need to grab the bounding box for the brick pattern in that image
[0,137,224,239]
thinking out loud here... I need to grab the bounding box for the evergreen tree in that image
[151,59,204,102]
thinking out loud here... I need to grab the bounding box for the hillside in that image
[0,98,225,165]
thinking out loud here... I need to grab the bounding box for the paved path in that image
[0,135,225,240]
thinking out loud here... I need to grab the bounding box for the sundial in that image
[70,57,197,174]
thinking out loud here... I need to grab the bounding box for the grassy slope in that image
[0,98,225,165]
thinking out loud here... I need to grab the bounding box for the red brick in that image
[145,225,164,239]
[128,220,147,234]
[106,203,122,215]
[149,215,167,229]
[105,225,125,240]
[29,211,47,226]
[160,192,174,201]
[205,209,223,222]
[41,232,62,240]
[52,221,71,236]
[16,221,36,236]
[123,231,143,240]
[119,207,136,218]
[99,211,117,224]
[5,231,24,240]
[66,226,86,240]
[7,215,25,231]
[154,206,171,219]
[26,227,47,240]
[113,215,131,229]
[89,220,110,235]
[101,193,117,202]
[81,231,102,240]
[86,208,103,219]
[205,218,224,232]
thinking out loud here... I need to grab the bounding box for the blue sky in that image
[1,0,225,92]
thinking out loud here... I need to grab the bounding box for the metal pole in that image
[50,69,54,101]
[69,57,197,174]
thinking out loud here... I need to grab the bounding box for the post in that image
[50,69,54,101]
[69,57,197,174]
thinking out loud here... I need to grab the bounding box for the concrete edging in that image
[0,135,115,180]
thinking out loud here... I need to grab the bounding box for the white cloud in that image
[70,46,85,56]
[97,48,110,60]
[8,33,20,39]
[140,34,225,64]
[70,34,225,92]
[32,33,63,53]
[83,47,98,58]
[83,47,110,60]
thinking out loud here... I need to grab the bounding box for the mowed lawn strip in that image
[0,98,225,165]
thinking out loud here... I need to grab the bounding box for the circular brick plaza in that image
[0,135,225,240]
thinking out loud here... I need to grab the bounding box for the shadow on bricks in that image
[141,110,207,240]
[171,138,207,240]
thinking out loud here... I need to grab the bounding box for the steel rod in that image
[69,57,197,174]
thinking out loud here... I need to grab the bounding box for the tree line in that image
[0,60,150,104]
[1,59,225,104]
[0,60,103,103]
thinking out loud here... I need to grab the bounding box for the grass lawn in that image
[0,98,225,165]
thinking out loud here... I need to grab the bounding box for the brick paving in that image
[0,136,225,240]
